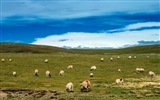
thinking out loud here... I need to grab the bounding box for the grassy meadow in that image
[0,43,160,99]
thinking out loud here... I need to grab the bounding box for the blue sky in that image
[1,0,160,48]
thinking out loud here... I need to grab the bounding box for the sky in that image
[1,0,160,49]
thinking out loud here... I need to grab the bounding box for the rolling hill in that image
[0,42,159,54]
[0,42,71,53]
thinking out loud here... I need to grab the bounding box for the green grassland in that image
[0,43,160,99]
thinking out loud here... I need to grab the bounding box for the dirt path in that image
[0,89,61,100]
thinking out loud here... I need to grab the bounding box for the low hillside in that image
[106,44,160,54]
[0,42,159,54]
[72,44,160,54]
[0,43,71,53]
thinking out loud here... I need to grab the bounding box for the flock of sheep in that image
[1,58,91,92]
[1,55,156,92]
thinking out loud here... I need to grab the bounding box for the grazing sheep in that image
[80,80,91,92]
[1,59,5,62]
[46,70,51,77]
[66,82,74,92]
[110,57,113,61]
[149,71,155,77]
[90,73,93,77]
[59,70,64,76]
[35,69,39,76]
[134,56,136,58]
[9,59,12,62]
[67,65,73,69]
[128,56,132,59]
[136,68,140,72]
[117,56,120,59]
[100,58,104,62]
[13,71,16,77]
[44,59,48,63]
[136,68,145,73]
[118,69,121,72]
[116,78,123,84]
[90,66,96,71]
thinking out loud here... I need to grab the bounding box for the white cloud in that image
[124,22,160,30]
[107,22,160,33]
[31,29,159,48]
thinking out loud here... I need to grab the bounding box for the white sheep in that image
[66,82,74,92]
[100,58,104,62]
[9,59,12,62]
[134,56,136,58]
[117,56,120,59]
[136,68,140,72]
[149,71,155,78]
[90,66,96,71]
[1,59,5,62]
[90,73,93,77]
[44,59,48,63]
[128,56,132,59]
[13,71,16,77]
[118,69,121,72]
[80,80,91,92]
[35,69,39,76]
[110,57,113,61]
[46,70,51,77]
[136,68,145,73]
[116,78,123,84]
[59,70,64,76]
[67,65,73,69]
